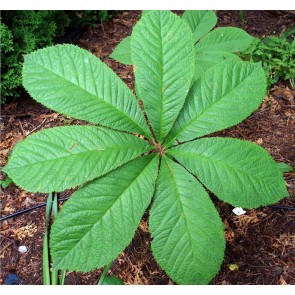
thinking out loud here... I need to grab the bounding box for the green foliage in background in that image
[0,10,117,103]
[67,10,117,28]
[240,28,295,88]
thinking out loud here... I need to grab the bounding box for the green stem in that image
[97,261,113,285]
[52,192,58,218]
[51,193,58,285]
[43,193,53,285]
[60,270,66,285]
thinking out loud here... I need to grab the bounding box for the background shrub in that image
[0,10,117,104]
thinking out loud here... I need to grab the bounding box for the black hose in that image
[1,200,294,222]
[0,197,69,222]
[267,205,295,211]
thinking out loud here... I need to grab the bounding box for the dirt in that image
[1,10,295,285]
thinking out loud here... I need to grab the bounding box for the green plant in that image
[1,11,71,103]
[97,262,124,285]
[240,28,295,88]
[43,193,66,285]
[41,192,123,285]
[3,11,288,285]
[0,176,12,189]
[111,10,252,81]
[0,11,117,103]
[277,162,294,173]
[237,10,245,26]
[68,10,118,28]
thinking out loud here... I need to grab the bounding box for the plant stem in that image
[97,261,113,285]
[238,10,245,25]
[51,193,59,285]
[290,78,294,89]
[52,193,58,218]
[60,270,66,285]
[43,193,53,285]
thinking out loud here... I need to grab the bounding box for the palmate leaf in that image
[50,155,159,271]
[195,27,253,53]
[165,61,266,146]
[22,44,151,138]
[150,156,225,284]
[131,10,195,142]
[182,10,217,43]
[3,126,152,193]
[110,36,132,65]
[169,138,289,208]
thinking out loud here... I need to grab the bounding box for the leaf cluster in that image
[3,10,289,285]
[240,28,295,88]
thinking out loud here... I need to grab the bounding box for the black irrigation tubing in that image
[267,205,295,211]
[0,197,69,222]
[1,198,295,222]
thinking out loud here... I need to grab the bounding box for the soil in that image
[1,10,295,285]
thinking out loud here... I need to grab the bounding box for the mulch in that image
[0,10,294,285]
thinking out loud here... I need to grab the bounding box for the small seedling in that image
[3,11,288,284]
[0,176,13,189]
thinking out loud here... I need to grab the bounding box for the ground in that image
[0,10,294,285]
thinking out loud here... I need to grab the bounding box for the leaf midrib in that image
[166,65,258,145]
[198,38,249,50]
[26,57,149,137]
[157,12,165,142]
[171,149,278,189]
[6,145,145,170]
[165,159,202,268]
[54,156,155,268]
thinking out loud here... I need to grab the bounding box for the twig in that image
[18,120,26,136]
[100,19,106,35]
[26,118,47,136]
[0,242,13,255]
[1,113,33,118]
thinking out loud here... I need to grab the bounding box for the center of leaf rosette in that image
[153,142,166,156]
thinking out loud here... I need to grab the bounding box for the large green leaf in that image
[194,50,241,81]
[169,138,289,208]
[182,10,217,43]
[195,27,253,53]
[22,44,151,138]
[165,61,266,146]
[110,36,132,65]
[150,156,225,285]
[3,126,152,193]
[131,10,195,142]
[50,155,158,271]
